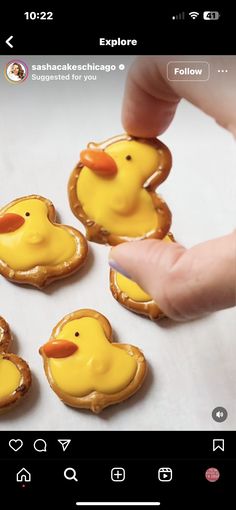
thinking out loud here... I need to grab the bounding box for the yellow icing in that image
[116,272,151,302]
[77,140,160,237]
[0,199,76,270]
[115,234,173,301]
[48,317,137,397]
[0,356,21,399]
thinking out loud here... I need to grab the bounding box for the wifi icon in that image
[189,11,199,19]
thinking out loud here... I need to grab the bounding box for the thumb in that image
[109,232,236,321]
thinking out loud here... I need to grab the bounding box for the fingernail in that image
[108,259,131,279]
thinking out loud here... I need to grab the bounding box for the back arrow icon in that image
[6,35,14,48]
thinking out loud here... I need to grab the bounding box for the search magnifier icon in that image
[64,467,78,482]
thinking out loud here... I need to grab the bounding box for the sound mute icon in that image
[172,12,185,21]
[212,407,228,423]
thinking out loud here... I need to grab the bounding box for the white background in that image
[0,56,235,430]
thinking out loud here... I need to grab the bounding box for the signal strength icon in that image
[172,12,185,20]
[189,11,199,19]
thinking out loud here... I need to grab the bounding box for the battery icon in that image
[203,11,220,20]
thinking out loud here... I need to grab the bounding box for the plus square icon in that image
[111,467,126,482]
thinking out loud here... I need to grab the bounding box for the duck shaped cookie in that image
[68,134,172,245]
[110,233,175,320]
[0,195,88,288]
[40,309,147,413]
[0,316,31,413]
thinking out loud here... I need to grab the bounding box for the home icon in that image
[16,468,31,483]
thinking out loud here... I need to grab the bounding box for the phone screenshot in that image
[0,7,235,508]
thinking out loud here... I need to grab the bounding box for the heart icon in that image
[9,439,23,452]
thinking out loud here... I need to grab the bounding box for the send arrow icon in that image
[58,439,71,452]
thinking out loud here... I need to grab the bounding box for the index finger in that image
[122,56,236,137]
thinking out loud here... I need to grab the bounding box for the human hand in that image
[109,57,236,321]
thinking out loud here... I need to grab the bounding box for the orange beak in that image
[80,149,117,176]
[41,340,78,358]
[0,213,25,234]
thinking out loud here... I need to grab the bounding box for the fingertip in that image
[122,92,171,138]
[121,57,180,138]
[109,239,164,283]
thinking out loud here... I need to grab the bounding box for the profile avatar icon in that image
[5,60,28,84]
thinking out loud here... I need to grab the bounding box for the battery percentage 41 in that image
[203,11,220,20]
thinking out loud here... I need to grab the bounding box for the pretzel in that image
[0,316,31,413]
[68,134,172,245]
[0,195,88,288]
[40,308,147,413]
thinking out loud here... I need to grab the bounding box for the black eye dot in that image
[75,331,80,337]
[126,155,132,161]
[25,212,30,217]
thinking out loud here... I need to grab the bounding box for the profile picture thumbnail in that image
[4,60,28,84]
